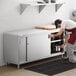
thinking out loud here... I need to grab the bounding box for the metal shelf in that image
[19,3,48,14]
[51,39,63,43]
[19,2,65,14]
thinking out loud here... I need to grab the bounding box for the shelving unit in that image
[19,1,65,14]
[50,32,64,55]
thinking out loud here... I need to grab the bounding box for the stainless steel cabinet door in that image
[19,37,26,64]
[27,33,50,62]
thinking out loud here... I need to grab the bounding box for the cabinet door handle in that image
[19,40,21,44]
[26,37,28,61]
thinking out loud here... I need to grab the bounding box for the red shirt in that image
[66,28,76,44]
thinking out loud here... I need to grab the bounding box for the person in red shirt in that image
[49,19,76,63]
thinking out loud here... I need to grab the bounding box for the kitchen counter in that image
[4,28,61,36]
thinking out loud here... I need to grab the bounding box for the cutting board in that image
[35,25,56,30]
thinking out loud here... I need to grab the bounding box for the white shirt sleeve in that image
[61,21,66,29]
[61,20,76,29]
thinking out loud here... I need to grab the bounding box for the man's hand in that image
[48,34,54,38]
[60,44,65,48]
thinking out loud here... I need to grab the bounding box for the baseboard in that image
[0,58,5,66]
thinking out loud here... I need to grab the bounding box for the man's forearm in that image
[54,29,64,37]
[64,34,70,44]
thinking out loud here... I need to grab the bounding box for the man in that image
[49,19,76,63]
